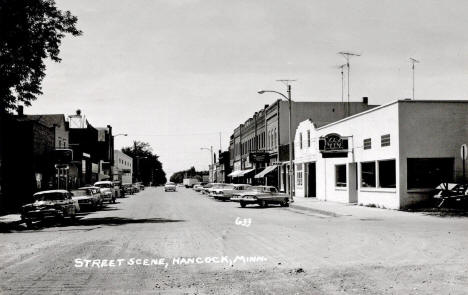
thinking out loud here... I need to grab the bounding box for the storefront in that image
[294,100,468,209]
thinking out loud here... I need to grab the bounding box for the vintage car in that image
[132,183,141,193]
[202,183,223,195]
[123,183,135,195]
[230,186,289,208]
[21,190,77,227]
[164,182,177,192]
[193,184,204,192]
[434,183,468,207]
[210,184,252,201]
[94,181,116,203]
[71,187,102,211]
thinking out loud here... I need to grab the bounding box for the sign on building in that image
[249,152,269,163]
[319,133,349,158]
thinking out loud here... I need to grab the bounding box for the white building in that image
[294,100,468,209]
[114,150,133,184]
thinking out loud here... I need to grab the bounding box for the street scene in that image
[1,0,468,294]
[2,187,468,294]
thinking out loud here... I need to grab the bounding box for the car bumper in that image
[22,209,62,220]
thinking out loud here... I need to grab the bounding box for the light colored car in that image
[205,183,226,196]
[211,184,252,201]
[21,190,77,227]
[94,181,116,203]
[230,186,289,208]
[193,184,203,192]
[164,182,177,192]
[71,187,102,211]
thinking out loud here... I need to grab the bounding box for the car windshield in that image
[34,192,68,201]
[71,190,90,197]
[95,183,111,188]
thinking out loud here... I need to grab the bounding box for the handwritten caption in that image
[74,256,267,268]
[235,217,252,227]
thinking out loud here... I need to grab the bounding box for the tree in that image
[0,0,82,114]
[170,167,209,184]
[121,141,167,186]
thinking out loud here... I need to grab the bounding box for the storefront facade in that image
[294,100,468,209]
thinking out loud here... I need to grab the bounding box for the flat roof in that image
[316,99,468,131]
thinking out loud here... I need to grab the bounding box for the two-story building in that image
[113,150,133,184]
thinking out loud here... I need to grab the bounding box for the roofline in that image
[316,99,468,130]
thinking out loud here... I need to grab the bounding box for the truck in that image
[183,178,199,188]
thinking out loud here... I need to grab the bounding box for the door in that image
[348,162,358,203]
[307,162,316,198]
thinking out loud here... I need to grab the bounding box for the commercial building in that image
[228,98,377,192]
[114,150,133,184]
[294,100,468,209]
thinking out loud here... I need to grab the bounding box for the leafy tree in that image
[122,141,167,186]
[170,167,209,184]
[0,0,82,114]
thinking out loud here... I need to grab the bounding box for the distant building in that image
[229,98,378,193]
[114,150,133,184]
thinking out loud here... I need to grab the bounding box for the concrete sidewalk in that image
[0,214,22,227]
[289,197,424,219]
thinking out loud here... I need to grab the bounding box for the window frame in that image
[335,164,347,188]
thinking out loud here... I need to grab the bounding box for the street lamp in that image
[201,146,214,182]
[258,85,294,203]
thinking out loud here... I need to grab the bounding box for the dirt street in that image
[1,187,468,294]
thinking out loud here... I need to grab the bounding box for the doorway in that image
[305,162,316,198]
[348,162,358,203]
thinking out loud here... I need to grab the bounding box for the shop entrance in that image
[348,162,358,203]
[305,162,316,198]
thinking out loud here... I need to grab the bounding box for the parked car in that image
[135,182,145,191]
[123,183,134,195]
[113,181,125,198]
[230,186,289,208]
[211,184,252,201]
[201,183,220,194]
[71,187,102,211]
[21,190,77,227]
[193,184,203,192]
[434,183,468,207]
[164,182,177,192]
[94,181,116,203]
[132,183,141,193]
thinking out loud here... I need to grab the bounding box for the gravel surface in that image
[1,187,468,294]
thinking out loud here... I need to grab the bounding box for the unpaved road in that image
[1,187,468,294]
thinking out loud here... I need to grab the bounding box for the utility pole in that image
[277,79,296,202]
[410,57,419,100]
[338,52,361,116]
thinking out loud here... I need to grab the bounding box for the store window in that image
[335,164,347,187]
[363,138,372,150]
[296,164,303,186]
[378,159,396,188]
[361,161,376,187]
[407,158,454,189]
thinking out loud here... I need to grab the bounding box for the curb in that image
[289,203,342,217]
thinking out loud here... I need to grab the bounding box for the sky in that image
[27,0,468,177]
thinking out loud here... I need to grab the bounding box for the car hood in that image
[24,200,61,207]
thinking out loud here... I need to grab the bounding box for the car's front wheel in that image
[240,201,246,208]
[280,200,289,207]
[259,200,267,208]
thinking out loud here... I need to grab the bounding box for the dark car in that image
[21,190,77,227]
[230,186,289,208]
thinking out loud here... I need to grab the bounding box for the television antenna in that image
[409,57,420,100]
[338,52,361,116]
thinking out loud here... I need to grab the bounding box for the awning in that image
[229,169,255,177]
[237,168,255,177]
[228,170,242,177]
[254,165,278,178]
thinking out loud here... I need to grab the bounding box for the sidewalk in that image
[0,214,23,229]
[289,197,423,219]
